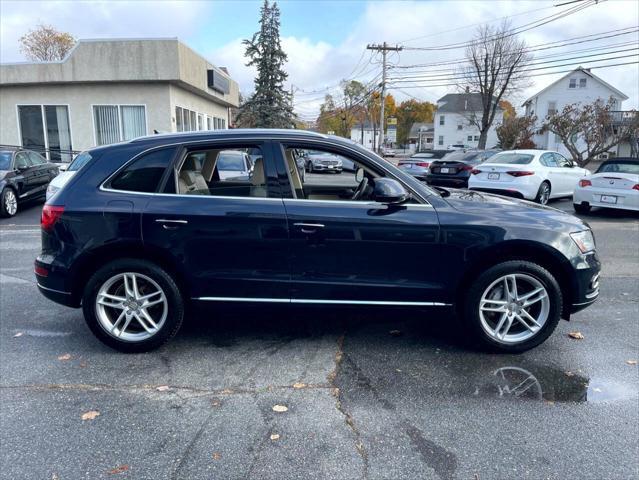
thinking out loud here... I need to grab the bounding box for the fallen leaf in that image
[107,465,129,475]
[395,369,402,373]
[270,433,280,441]
[565,371,574,377]
[212,452,221,460]
[221,388,233,395]
[545,400,555,405]
[568,331,584,340]
[626,360,638,366]
[272,404,288,413]
[156,385,170,392]
[389,330,402,336]
[81,410,100,421]
[292,382,306,389]
[58,353,72,361]
[211,398,221,407]
[13,332,23,338]
[79,361,87,368]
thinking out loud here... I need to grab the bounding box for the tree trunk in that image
[477,129,488,149]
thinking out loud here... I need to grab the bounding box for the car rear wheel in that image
[463,261,562,353]
[82,259,184,352]
[573,202,591,214]
[535,182,551,205]
[0,188,18,217]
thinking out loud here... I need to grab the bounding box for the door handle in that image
[155,218,188,230]
[294,222,325,234]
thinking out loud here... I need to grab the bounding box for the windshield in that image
[217,153,244,171]
[597,161,639,174]
[67,152,92,172]
[0,152,12,170]
[485,153,534,165]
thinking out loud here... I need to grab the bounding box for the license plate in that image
[403,164,412,169]
[488,173,500,180]
[440,167,450,174]
[600,195,617,204]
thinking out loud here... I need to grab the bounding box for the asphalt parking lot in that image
[1,194,637,480]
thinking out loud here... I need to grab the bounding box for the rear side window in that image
[68,152,92,172]
[108,148,175,193]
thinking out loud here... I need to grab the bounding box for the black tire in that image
[462,260,562,353]
[534,181,551,205]
[82,259,184,353]
[0,187,18,218]
[573,202,591,214]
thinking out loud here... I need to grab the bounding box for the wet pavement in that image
[0,199,638,479]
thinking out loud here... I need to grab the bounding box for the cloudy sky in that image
[1,0,637,120]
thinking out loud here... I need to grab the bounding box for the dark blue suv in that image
[36,130,600,353]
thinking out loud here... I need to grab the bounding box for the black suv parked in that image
[37,130,600,353]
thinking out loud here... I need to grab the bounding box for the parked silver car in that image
[397,150,450,179]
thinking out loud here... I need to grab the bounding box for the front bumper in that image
[568,251,601,315]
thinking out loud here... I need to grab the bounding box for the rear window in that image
[485,153,534,165]
[68,152,92,172]
[0,152,12,170]
[217,153,244,171]
[411,153,434,159]
[597,161,639,174]
[108,148,175,193]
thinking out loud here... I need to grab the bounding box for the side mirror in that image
[58,164,69,172]
[372,178,410,204]
[16,165,29,172]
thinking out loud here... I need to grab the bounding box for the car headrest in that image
[182,155,200,171]
[252,157,265,185]
[202,151,218,182]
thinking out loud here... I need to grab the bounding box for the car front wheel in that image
[0,188,18,217]
[82,259,184,352]
[463,260,562,353]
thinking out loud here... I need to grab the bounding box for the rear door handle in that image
[155,218,188,230]
[293,222,325,234]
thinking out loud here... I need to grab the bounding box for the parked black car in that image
[36,130,600,353]
[0,146,59,217]
[426,149,500,188]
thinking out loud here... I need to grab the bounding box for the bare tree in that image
[460,21,532,149]
[542,98,639,167]
[20,24,76,61]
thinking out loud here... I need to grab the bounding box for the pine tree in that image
[237,0,294,128]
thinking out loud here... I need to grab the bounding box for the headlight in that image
[46,184,60,199]
[570,230,595,253]
[336,160,343,166]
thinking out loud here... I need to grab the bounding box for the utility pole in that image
[367,42,402,153]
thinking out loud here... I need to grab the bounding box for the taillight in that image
[461,164,474,171]
[41,205,64,232]
[34,264,49,277]
[633,184,639,191]
[579,179,592,187]
[415,162,430,167]
[471,169,482,175]
[506,171,534,177]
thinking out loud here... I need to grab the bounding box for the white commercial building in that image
[433,93,503,149]
[0,38,239,162]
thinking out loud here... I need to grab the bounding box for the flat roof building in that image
[0,38,239,161]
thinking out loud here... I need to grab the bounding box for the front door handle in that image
[155,218,188,230]
[293,222,325,234]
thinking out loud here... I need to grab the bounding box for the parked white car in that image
[573,158,639,213]
[468,150,590,204]
[46,151,93,200]
[447,144,469,151]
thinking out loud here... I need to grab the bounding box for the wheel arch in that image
[456,240,575,319]
[70,241,190,306]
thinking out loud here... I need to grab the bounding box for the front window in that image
[0,152,12,170]
[485,152,534,165]
[17,105,73,162]
[93,105,146,146]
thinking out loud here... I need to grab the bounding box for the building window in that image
[207,116,212,130]
[176,107,184,132]
[467,135,473,142]
[18,105,73,162]
[474,135,479,141]
[198,114,204,131]
[547,101,557,116]
[457,124,463,130]
[569,78,577,89]
[221,118,226,129]
[438,135,444,146]
[439,115,445,126]
[93,105,146,146]
[579,78,587,88]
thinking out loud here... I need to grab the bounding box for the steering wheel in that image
[351,177,369,200]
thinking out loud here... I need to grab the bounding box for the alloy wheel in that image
[4,190,17,216]
[95,272,168,342]
[478,273,550,345]
[538,184,550,205]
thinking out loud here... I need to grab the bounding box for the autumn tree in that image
[460,21,531,149]
[542,98,639,167]
[499,100,516,120]
[237,0,294,128]
[19,24,76,61]
[496,115,537,149]
[395,99,436,145]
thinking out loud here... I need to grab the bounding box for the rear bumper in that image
[35,255,80,308]
[312,164,342,172]
[468,188,525,200]
[426,174,469,188]
[573,186,639,211]
[469,179,538,200]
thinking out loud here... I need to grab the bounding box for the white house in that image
[522,67,629,157]
[0,38,239,162]
[433,93,503,149]
[408,122,434,152]
[350,121,377,150]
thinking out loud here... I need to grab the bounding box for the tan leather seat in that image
[250,158,267,197]
[178,156,210,195]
